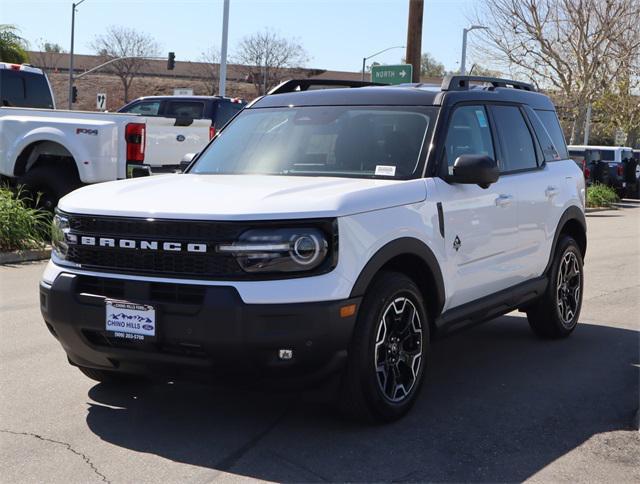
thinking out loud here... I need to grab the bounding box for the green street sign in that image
[371,64,413,85]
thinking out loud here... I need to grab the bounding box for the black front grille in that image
[64,214,250,278]
[61,213,337,280]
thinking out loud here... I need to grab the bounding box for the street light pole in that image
[68,0,86,110]
[460,25,487,75]
[361,45,405,81]
[218,0,230,96]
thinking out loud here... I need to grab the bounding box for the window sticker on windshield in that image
[375,165,396,176]
[475,109,488,128]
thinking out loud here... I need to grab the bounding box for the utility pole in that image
[460,25,487,75]
[68,0,87,110]
[583,103,592,145]
[218,0,230,96]
[405,0,423,83]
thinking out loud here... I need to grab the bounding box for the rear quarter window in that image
[534,109,569,160]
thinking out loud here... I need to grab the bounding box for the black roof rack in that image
[268,79,383,95]
[441,75,535,92]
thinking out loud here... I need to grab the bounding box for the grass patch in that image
[0,187,51,252]
[586,183,620,208]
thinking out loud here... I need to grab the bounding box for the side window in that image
[444,105,495,175]
[24,72,54,109]
[491,105,538,172]
[165,101,204,119]
[535,109,569,159]
[122,101,161,115]
[1,70,26,105]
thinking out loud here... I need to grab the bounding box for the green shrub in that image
[586,183,619,208]
[0,187,51,251]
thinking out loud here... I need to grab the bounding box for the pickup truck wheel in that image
[19,163,81,211]
[78,366,142,384]
[340,272,428,422]
[527,236,583,339]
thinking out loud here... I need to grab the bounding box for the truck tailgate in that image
[144,117,211,168]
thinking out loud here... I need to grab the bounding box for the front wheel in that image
[527,236,584,338]
[340,272,429,422]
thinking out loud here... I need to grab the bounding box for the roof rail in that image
[268,79,383,95]
[441,75,535,92]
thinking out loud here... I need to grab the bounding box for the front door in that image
[434,104,518,311]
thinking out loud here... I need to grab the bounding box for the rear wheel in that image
[18,162,81,211]
[340,272,428,422]
[527,236,583,338]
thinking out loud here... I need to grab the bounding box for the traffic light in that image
[167,52,175,70]
[71,86,78,103]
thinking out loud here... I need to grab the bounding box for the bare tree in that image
[90,26,160,102]
[194,47,220,95]
[472,0,640,142]
[29,39,65,73]
[234,30,308,95]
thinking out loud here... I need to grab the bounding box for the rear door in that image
[492,105,568,279]
[0,70,54,109]
[434,104,519,309]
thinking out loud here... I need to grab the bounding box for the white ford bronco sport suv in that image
[41,76,587,422]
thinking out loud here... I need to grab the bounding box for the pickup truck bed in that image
[0,106,212,208]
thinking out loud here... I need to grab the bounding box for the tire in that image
[527,236,584,339]
[77,366,140,384]
[340,272,429,422]
[18,162,81,211]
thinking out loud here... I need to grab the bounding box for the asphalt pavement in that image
[1,206,638,483]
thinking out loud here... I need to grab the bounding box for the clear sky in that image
[1,0,479,73]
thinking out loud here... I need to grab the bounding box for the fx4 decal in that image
[76,128,98,136]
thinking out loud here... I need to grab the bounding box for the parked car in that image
[118,95,246,138]
[42,76,586,422]
[0,67,212,209]
[0,62,55,109]
[568,145,634,197]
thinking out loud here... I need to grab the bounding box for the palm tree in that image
[0,25,29,64]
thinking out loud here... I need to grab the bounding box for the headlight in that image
[51,214,73,259]
[217,227,330,273]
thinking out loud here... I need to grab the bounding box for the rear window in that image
[0,70,53,109]
[166,101,205,118]
[599,150,615,161]
[214,101,245,128]
[535,110,569,159]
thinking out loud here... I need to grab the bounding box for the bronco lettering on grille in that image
[72,236,207,253]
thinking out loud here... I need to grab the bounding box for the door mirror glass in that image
[180,152,198,172]
[452,154,499,189]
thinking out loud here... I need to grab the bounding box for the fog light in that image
[278,349,293,360]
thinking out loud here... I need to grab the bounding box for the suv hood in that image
[58,174,427,220]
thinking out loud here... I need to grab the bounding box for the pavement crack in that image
[0,429,110,483]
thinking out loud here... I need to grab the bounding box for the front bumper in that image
[40,273,360,382]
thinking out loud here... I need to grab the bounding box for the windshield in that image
[190,106,435,179]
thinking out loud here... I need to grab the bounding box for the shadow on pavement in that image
[85,315,639,482]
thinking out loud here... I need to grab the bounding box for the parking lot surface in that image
[1,206,638,483]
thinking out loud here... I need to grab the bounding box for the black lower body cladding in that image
[40,273,360,382]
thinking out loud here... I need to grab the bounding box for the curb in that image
[585,207,615,213]
[0,246,51,265]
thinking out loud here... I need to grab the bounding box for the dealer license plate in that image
[105,300,156,341]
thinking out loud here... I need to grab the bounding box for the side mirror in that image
[180,152,198,172]
[452,155,499,189]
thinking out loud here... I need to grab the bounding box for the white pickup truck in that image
[0,63,212,208]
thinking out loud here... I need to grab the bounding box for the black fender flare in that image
[349,237,446,316]
[544,205,587,274]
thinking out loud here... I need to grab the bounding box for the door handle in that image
[495,194,513,207]
[545,186,560,198]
